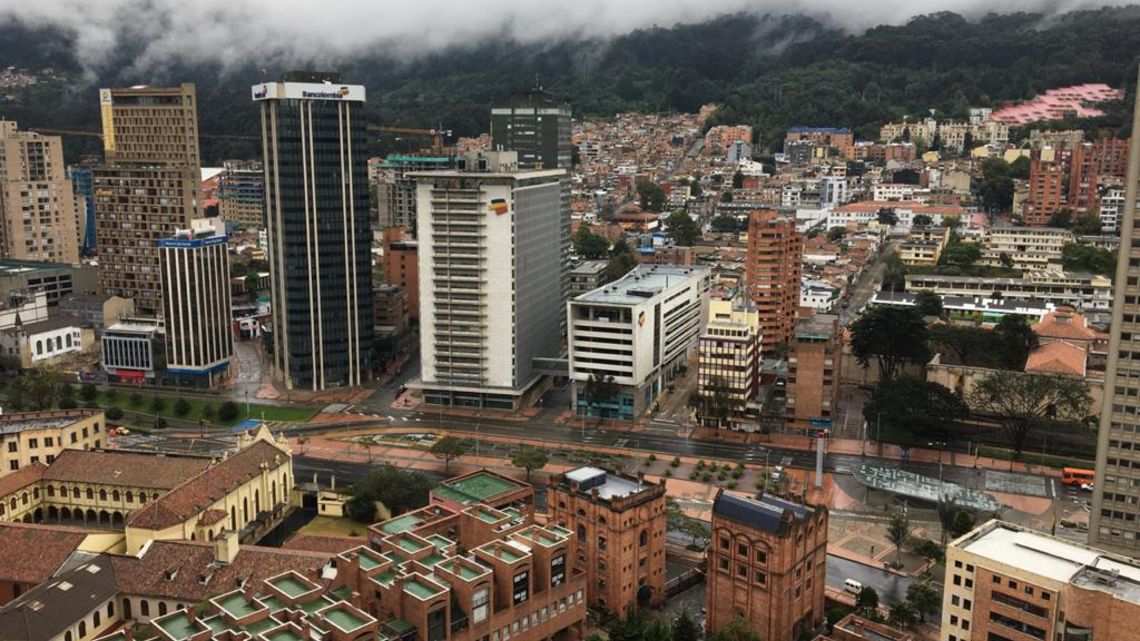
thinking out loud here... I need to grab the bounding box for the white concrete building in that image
[979,226,1072,270]
[872,183,929,202]
[0,289,49,330]
[1099,186,1125,234]
[412,151,566,410]
[818,175,848,208]
[568,264,710,420]
[0,315,89,367]
[800,279,839,312]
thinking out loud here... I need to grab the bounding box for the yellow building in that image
[0,425,295,555]
[697,299,761,427]
[125,427,293,552]
[0,409,107,474]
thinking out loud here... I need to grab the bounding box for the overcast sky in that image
[0,0,1131,72]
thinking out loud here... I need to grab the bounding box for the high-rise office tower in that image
[68,166,97,255]
[0,122,80,264]
[1091,69,1140,552]
[412,150,564,409]
[217,159,265,227]
[255,72,373,391]
[491,89,573,336]
[746,209,804,350]
[94,84,202,316]
[490,89,572,171]
[159,218,234,387]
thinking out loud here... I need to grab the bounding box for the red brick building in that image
[1023,151,1067,226]
[1068,137,1130,215]
[785,315,842,433]
[707,491,828,641]
[547,467,667,616]
[381,227,420,319]
[746,209,803,350]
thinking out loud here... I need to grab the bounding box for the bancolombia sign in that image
[251,82,366,102]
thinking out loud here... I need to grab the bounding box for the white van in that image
[844,579,863,594]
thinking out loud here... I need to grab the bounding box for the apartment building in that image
[979,226,1072,270]
[568,265,710,420]
[707,490,828,641]
[1098,185,1126,233]
[943,520,1140,641]
[95,84,202,316]
[899,226,951,267]
[373,155,452,231]
[547,467,667,615]
[382,226,420,320]
[0,409,105,474]
[1023,152,1067,226]
[567,260,608,298]
[0,121,79,264]
[785,315,842,433]
[216,159,264,226]
[904,271,1112,310]
[256,73,373,391]
[697,298,760,428]
[1091,77,1140,551]
[746,209,803,350]
[413,151,564,410]
[1069,138,1130,215]
[158,218,233,388]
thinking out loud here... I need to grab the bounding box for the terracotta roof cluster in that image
[1032,308,1104,342]
[42,449,211,490]
[282,534,365,555]
[0,462,47,498]
[0,522,87,584]
[112,540,332,602]
[126,441,288,531]
[1026,341,1087,377]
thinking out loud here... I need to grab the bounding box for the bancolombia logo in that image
[302,86,351,99]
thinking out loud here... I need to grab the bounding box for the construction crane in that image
[28,127,258,142]
[368,125,451,155]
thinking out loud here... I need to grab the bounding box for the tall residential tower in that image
[0,122,79,264]
[255,72,373,390]
[1090,67,1140,551]
[746,209,804,350]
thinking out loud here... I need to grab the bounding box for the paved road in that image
[826,555,913,605]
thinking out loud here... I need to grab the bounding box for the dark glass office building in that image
[255,71,373,390]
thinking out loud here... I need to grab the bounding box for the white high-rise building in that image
[158,218,233,387]
[412,151,566,410]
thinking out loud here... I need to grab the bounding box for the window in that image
[720,537,730,549]
[6,442,15,453]
[472,588,489,624]
[1024,586,1034,595]
[754,571,766,586]
[954,560,963,568]
[70,432,77,444]
[8,461,16,471]
[141,600,150,616]
[45,437,52,447]
[738,543,748,557]
[158,602,168,616]
[719,558,729,571]
[993,575,1001,584]
[736,565,746,577]
[963,599,971,611]
[513,571,529,605]
[551,554,565,587]
[28,438,37,448]
[953,575,961,586]
[640,530,649,548]
[1008,580,1018,589]
[427,608,447,641]
[965,578,973,588]
[755,550,767,564]
[577,525,585,542]
[598,537,607,551]
[952,595,960,606]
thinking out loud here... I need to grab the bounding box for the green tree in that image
[245,273,261,297]
[1074,213,1102,235]
[679,518,710,548]
[1061,242,1116,275]
[912,214,933,226]
[584,372,619,423]
[720,189,734,203]
[887,601,918,630]
[1047,209,1074,228]
[887,510,910,568]
[856,586,880,616]
[864,377,970,439]
[510,446,549,480]
[938,242,981,268]
[881,250,907,292]
[574,225,609,259]
[826,226,847,242]
[665,210,701,246]
[951,510,976,539]
[906,580,941,623]
[710,616,762,641]
[969,371,1093,459]
[173,397,192,417]
[607,239,637,281]
[979,158,1014,214]
[1009,155,1031,179]
[79,382,98,403]
[430,435,469,472]
[913,290,943,317]
[688,178,702,198]
[344,466,433,522]
[937,495,961,545]
[999,251,1014,269]
[711,215,741,233]
[644,619,672,641]
[105,406,124,420]
[849,306,930,381]
[637,179,667,212]
[732,170,745,189]
[217,401,240,422]
[876,208,898,226]
[672,612,701,641]
[129,392,144,408]
[150,396,167,414]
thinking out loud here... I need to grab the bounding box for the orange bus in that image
[1062,467,1095,487]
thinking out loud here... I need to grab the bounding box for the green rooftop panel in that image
[155,613,202,641]
[216,592,261,619]
[268,574,316,598]
[405,578,443,599]
[323,606,371,632]
[379,513,421,534]
[264,628,306,641]
[440,472,522,503]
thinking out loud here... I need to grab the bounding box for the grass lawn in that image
[95,391,317,426]
[297,516,367,539]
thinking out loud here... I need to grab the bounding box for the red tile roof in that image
[42,449,211,490]
[0,522,87,584]
[1026,341,1087,377]
[111,540,332,602]
[0,462,47,498]
[1032,309,1104,342]
[282,534,365,555]
[126,441,288,530]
